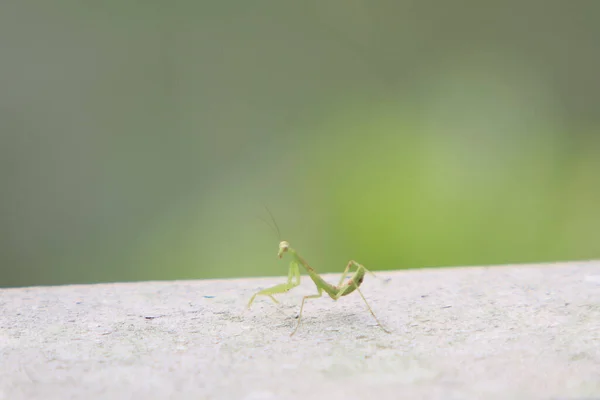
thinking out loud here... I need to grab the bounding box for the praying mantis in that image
[247,222,391,336]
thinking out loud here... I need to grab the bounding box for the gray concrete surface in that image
[1,261,599,400]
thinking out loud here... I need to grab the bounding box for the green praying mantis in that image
[247,213,391,336]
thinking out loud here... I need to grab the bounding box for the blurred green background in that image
[1,1,599,288]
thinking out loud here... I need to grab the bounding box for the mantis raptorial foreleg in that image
[247,261,300,308]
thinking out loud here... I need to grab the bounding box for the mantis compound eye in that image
[278,241,290,258]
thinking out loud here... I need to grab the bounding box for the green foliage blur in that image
[1,2,599,288]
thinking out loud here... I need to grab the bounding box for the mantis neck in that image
[288,248,315,273]
[288,249,338,296]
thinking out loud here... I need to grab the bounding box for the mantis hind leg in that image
[335,262,391,334]
[354,286,391,333]
[290,288,323,337]
[336,260,376,287]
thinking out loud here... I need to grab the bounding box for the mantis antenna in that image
[264,205,281,241]
[256,205,281,241]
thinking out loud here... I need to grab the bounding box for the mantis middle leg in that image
[290,287,323,336]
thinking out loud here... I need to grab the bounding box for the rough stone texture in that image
[1,261,599,400]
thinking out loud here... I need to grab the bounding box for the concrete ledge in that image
[1,261,599,400]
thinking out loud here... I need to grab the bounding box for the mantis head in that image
[278,241,290,258]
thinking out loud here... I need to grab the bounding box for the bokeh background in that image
[1,1,599,288]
